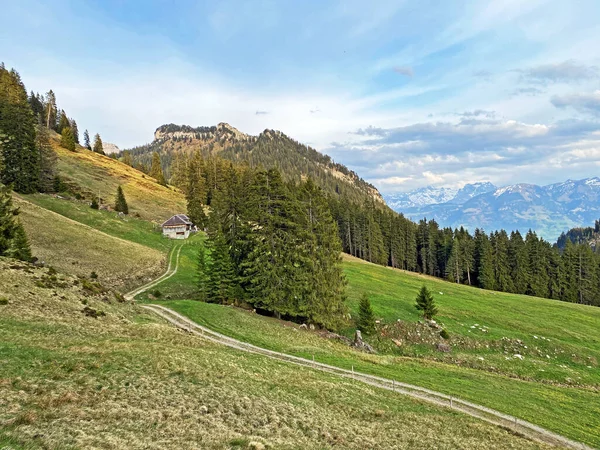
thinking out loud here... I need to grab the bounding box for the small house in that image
[161,214,194,239]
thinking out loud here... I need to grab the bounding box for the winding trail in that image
[134,246,593,449]
[124,243,183,301]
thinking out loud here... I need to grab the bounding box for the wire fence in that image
[142,304,594,450]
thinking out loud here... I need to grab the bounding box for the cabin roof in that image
[161,214,192,227]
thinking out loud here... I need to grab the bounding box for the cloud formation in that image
[520,60,599,84]
[551,91,600,116]
[255,110,269,115]
[393,66,414,77]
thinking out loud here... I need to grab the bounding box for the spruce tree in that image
[57,110,70,134]
[185,152,207,228]
[83,129,91,150]
[114,186,128,214]
[44,90,57,129]
[36,125,57,193]
[0,184,18,256]
[357,293,375,334]
[8,221,32,262]
[60,127,76,151]
[122,150,133,166]
[0,66,40,193]
[206,230,236,304]
[92,133,104,155]
[196,243,209,301]
[149,152,167,185]
[415,285,437,320]
[70,119,79,144]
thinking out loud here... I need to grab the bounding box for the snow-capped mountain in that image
[384,186,458,210]
[384,177,600,241]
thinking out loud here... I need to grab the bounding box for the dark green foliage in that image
[196,244,209,301]
[71,119,79,144]
[83,129,91,150]
[150,152,167,185]
[415,285,437,320]
[114,186,128,214]
[92,133,104,155]
[440,329,450,340]
[53,175,64,193]
[152,289,162,298]
[8,221,32,262]
[90,271,98,279]
[36,125,57,193]
[60,127,76,151]
[90,197,99,209]
[0,297,8,305]
[0,65,40,193]
[0,185,31,261]
[205,230,236,304]
[57,110,70,134]
[357,293,376,334]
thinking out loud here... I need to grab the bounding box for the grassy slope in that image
[51,135,186,223]
[0,259,546,450]
[15,196,165,291]
[157,252,600,446]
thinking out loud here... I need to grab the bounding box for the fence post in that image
[392,380,395,392]
[312,354,315,367]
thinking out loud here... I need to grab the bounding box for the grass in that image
[0,258,547,450]
[21,194,171,252]
[15,196,165,291]
[50,133,186,223]
[150,250,600,447]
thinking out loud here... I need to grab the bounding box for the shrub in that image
[440,329,450,340]
[90,271,98,279]
[415,285,438,320]
[357,293,376,334]
[90,197,99,209]
[0,297,9,305]
[153,289,162,298]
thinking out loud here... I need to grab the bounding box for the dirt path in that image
[142,303,592,450]
[124,243,183,301]
[133,247,592,449]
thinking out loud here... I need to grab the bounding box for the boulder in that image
[353,330,376,353]
[436,342,451,353]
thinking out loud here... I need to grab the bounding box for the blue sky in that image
[2,0,600,193]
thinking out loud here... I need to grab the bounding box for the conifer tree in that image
[8,221,32,262]
[415,285,437,320]
[83,129,91,150]
[44,90,57,129]
[206,230,236,304]
[121,150,133,166]
[0,66,40,193]
[150,152,167,185]
[35,125,57,193]
[196,243,209,301]
[92,133,104,155]
[70,119,79,144]
[0,184,18,256]
[57,110,70,134]
[185,152,207,228]
[114,185,128,214]
[477,231,495,290]
[357,293,376,334]
[60,127,76,151]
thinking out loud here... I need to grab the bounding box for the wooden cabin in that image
[161,214,194,239]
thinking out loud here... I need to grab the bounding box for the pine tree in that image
[60,127,76,151]
[8,221,32,262]
[92,133,104,155]
[206,230,236,304]
[357,293,375,334]
[150,152,167,185]
[0,184,19,256]
[44,90,57,129]
[83,129,91,150]
[196,243,209,301]
[36,125,57,193]
[415,285,437,320]
[114,186,128,214]
[57,110,70,134]
[0,66,40,193]
[70,119,79,144]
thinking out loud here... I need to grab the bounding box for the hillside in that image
[50,131,186,223]
[386,178,600,240]
[0,258,546,450]
[125,122,383,205]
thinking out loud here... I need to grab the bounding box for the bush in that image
[90,197,99,209]
[153,289,162,298]
[90,271,98,279]
[415,285,438,320]
[357,293,376,334]
[0,298,9,305]
[440,329,450,340]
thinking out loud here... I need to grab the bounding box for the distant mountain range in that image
[384,178,600,241]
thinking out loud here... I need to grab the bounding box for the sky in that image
[2,0,600,194]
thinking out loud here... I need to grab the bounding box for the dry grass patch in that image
[0,259,549,450]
